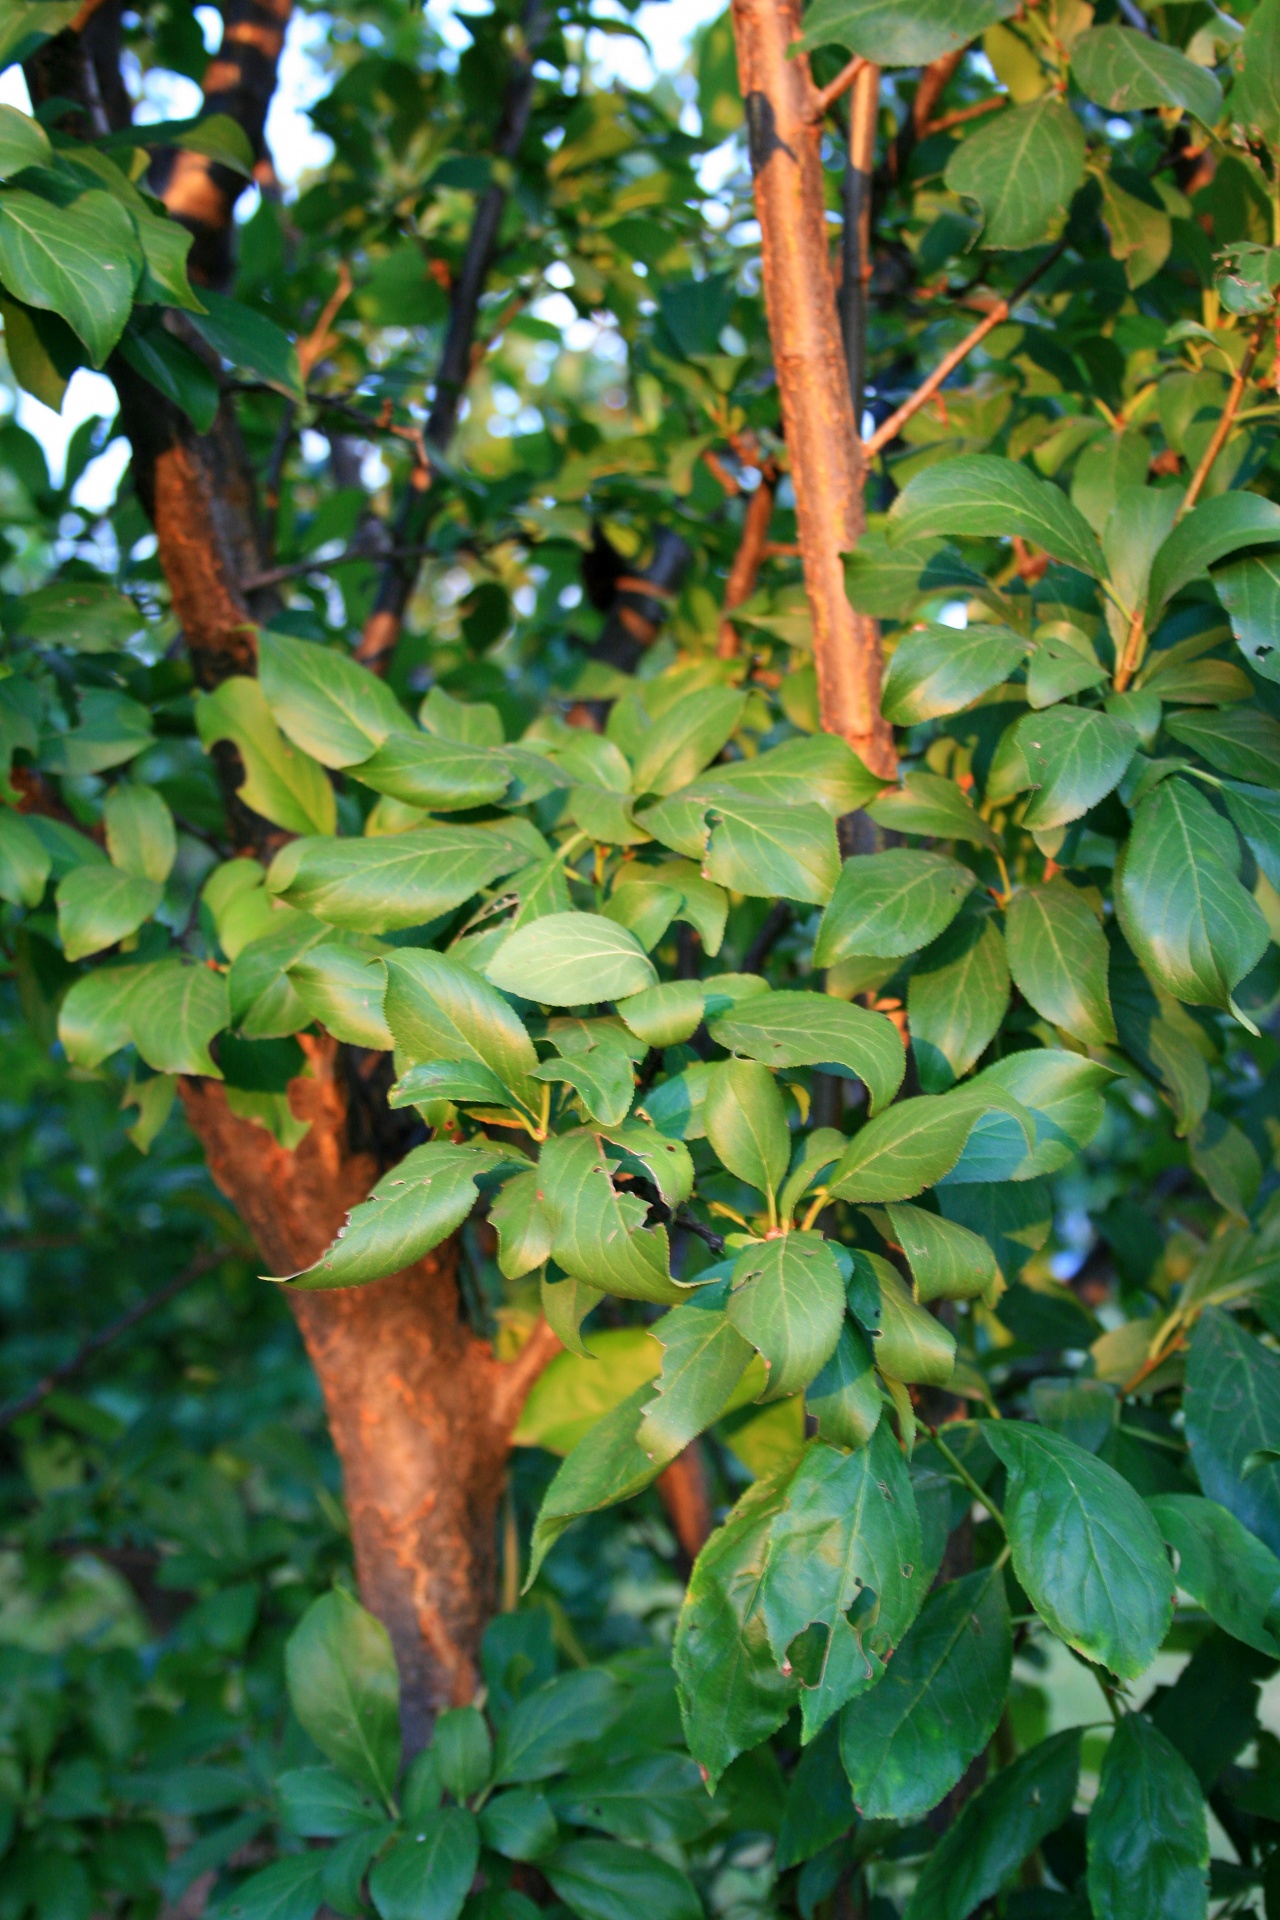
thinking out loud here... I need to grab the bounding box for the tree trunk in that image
[730,0,895,778]
[181,1040,557,1751]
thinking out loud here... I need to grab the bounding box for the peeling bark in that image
[180,1040,558,1749]
[730,0,894,777]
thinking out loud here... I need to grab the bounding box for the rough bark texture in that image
[181,1040,557,1750]
[731,0,894,777]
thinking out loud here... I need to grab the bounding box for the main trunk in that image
[730,0,894,778]
[180,1042,532,1751]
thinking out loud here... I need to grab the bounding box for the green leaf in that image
[1006,881,1116,1045]
[1146,492,1280,619]
[1165,704,1280,788]
[477,1789,558,1861]
[0,187,136,365]
[525,1385,669,1582]
[56,864,162,961]
[704,1056,790,1200]
[616,978,707,1048]
[945,97,1086,250]
[1116,777,1268,1011]
[351,731,513,812]
[983,1422,1173,1678]
[1184,1308,1280,1558]
[493,1669,621,1784]
[760,1430,922,1732]
[888,455,1104,579]
[216,1855,324,1920]
[228,912,326,1036]
[937,1178,1051,1286]
[884,1202,997,1303]
[384,949,539,1113]
[866,771,999,851]
[276,1766,384,1839]
[433,1706,491,1800]
[547,1752,712,1844]
[628,685,746,795]
[58,961,156,1069]
[533,1042,635,1126]
[600,1119,695,1207]
[870,1258,957,1388]
[0,288,83,409]
[1026,624,1108,708]
[545,1839,701,1920]
[827,1085,1030,1203]
[16,578,144,652]
[815,850,976,967]
[284,1590,399,1806]
[725,1234,846,1402]
[1086,1715,1209,1920]
[286,1142,509,1289]
[1232,0,1280,140]
[288,944,393,1050]
[1212,551,1280,683]
[0,105,48,177]
[266,826,530,932]
[485,912,657,1007]
[104,783,176,883]
[128,961,231,1077]
[697,798,840,905]
[601,880,681,950]
[514,1327,661,1452]
[196,678,336,837]
[0,807,49,907]
[368,1812,479,1920]
[1147,1494,1280,1657]
[953,1049,1112,1183]
[1017,705,1137,830]
[41,688,154,775]
[807,1322,882,1459]
[880,622,1028,726]
[708,988,904,1115]
[188,289,303,402]
[799,0,1015,65]
[637,1289,755,1458]
[908,904,1010,1092]
[259,631,412,768]
[839,1566,1011,1820]
[904,1730,1081,1920]
[1072,25,1223,124]
[538,1130,681,1304]
[679,731,882,816]
[674,1463,801,1782]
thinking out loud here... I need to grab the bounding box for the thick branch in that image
[841,59,878,427]
[730,0,894,774]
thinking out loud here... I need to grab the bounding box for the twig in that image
[298,264,354,383]
[1115,309,1270,691]
[809,54,865,121]
[865,240,1067,456]
[841,60,879,423]
[241,542,437,593]
[922,95,1007,137]
[1177,311,1269,520]
[0,1247,230,1430]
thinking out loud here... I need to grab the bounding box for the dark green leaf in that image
[259,631,412,768]
[903,1730,1081,1920]
[544,1839,701,1920]
[707,988,904,1114]
[908,903,1010,1092]
[884,1202,997,1303]
[1185,1308,1280,1557]
[1148,1494,1280,1656]
[815,850,976,967]
[284,1590,399,1806]
[493,1669,621,1784]
[287,1143,511,1288]
[839,1566,1011,1820]
[889,455,1104,578]
[1086,1714,1209,1920]
[800,0,1015,63]
[726,1234,846,1401]
[0,188,136,365]
[880,622,1028,726]
[637,1290,755,1458]
[1072,25,1223,123]
[188,289,303,401]
[945,98,1086,249]
[368,1812,479,1920]
[1006,881,1116,1045]
[538,1130,680,1304]
[984,1422,1173,1677]
[703,1056,790,1199]
[1147,492,1280,618]
[1164,705,1280,789]
[547,1753,714,1844]
[806,1320,882,1451]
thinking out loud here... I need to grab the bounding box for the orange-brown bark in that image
[180,1040,558,1749]
[730,0,894,776]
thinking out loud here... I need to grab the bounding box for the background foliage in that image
[8,0,1280,1914]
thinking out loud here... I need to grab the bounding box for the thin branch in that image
[923,94,1007,137]
[297,263,354,383]
[1178,311,1268,519]
[1115,310,1270,691]
[491,1315,561,1429]
[0,1248,231,1431]
[241,542,436,592]
[809,54,865,121]
[841,59,879,426]
[864,241,1066,456]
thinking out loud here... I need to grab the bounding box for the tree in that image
[5,0,1280,1910]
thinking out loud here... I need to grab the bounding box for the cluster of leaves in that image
[14,0,1280,1911]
